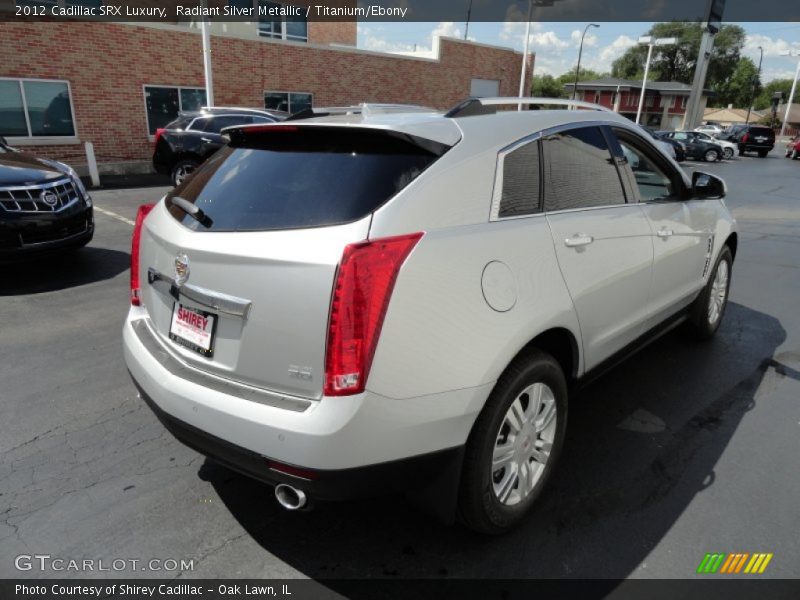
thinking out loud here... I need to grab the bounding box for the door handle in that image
[564,234,594,248]
[657,228,674,238]
[201,137,213,143]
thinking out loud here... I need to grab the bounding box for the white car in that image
[123,98,737,533]
[695,124,724,136]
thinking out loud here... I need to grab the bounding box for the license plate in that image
[755,137,767,142]
[169,303,217,358]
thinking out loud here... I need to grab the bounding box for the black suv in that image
[153,107,287,186]
[733,125,775,157]
[0,137,93,262]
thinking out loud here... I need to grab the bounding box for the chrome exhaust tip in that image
[275,483,308,511]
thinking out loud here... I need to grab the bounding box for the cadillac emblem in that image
[174,253,190,286]
[41,190,59,207]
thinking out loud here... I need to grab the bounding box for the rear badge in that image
[174,253,190,285]
[288,365,313,381]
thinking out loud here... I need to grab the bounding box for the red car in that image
[786,135,800,159]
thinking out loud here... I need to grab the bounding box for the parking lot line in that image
[93,205,135,226]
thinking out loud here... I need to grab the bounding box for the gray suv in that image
[124,99,737,533]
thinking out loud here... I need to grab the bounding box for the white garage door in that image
[470,78,500,98]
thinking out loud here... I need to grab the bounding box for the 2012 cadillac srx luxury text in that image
[123,99,736,533]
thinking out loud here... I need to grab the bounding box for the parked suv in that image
[733,125,775,157]
[124,99,737,533]
[0,137,93,262]
[152,107,287,186]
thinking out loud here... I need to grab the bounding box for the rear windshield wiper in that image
[170,196,213,228]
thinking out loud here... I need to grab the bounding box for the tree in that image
[754,79,794,111]
[610,22,746,103]
[531,74,567,98]
[711,56,760,108]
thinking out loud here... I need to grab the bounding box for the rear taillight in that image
[153,128,165,150]
[324,233,423,396]
[742,133,750,143]
[130,204,154,306]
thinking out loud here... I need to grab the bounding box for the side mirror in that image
[692,171,726,199]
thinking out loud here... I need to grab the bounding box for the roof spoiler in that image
[445,97,614,118]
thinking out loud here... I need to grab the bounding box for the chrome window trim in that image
[131,318,312,412]
[490,119,629,222]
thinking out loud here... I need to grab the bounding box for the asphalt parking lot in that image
[1,153,799,583]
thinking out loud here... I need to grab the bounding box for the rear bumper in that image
[133,378,463,502]
[123,311,488,474]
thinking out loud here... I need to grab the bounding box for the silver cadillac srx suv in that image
[123,98,736,533]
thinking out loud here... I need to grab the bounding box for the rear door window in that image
[167,126,447,231]
[541,126,626,211]
[203,115,253,134]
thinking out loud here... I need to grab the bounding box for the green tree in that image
[754,79,794,111]
[531,74,567,98]
[711,56,760,108]
[610,22,746,102]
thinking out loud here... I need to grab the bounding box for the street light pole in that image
[518,0,533,110]
[572,23,599,101]
[779,51,800,140]
[200,0,214,107]
[635,36,677,125]
[745,46,763,125]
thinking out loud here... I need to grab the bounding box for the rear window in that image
[748,127,774,137]
[166,127,446,231]
[165,116,193,130]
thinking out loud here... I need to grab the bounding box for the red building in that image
[0,15,526,176]
[565,77,712,130]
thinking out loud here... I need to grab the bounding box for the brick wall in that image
[1,22,523,170]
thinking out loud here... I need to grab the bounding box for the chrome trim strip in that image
[0,177,75,192]
[19,223,89,248]
[131,319,312,413]
[148,267,253,318]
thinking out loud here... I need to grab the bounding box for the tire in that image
[170,159,199,187]
[704,149,719,162]
[792,149,799,160]
[722,147,734,160]
[757,150,768,158]
[686,246,733,341]
[458,349,568,534]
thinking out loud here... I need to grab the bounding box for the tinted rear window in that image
[748,127,774,137]
[167,127,445,231]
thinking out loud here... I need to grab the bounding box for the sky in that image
[357,22,800,83]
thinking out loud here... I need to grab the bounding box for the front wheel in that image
[686,246,733,341]
[723,147,734,160]
[704,149,719,162]
[458,349,568,534]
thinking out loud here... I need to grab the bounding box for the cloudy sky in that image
[357,22,800,83]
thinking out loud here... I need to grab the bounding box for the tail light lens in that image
[154,128,165,150]
[324,233,423,396]
[130,204,154,306]
[742,133,750,143]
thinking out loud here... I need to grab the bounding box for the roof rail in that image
[445,97,613,118]
[285,103,437,121]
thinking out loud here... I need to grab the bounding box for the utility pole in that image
[745,46,763,125]
[684,0,726,129]
[464,0,472,40]
[779,51,800,140]
[683,27,714,129]
[201,0,214,107]
[517,0,533,110]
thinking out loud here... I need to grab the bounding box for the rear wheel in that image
[171,159,199,187]
[686,246,732,341]
[458,349,567,534]
[758,150,769,158]
[704,149,719,162]
[791,149,798,160]
[722,147,734,160]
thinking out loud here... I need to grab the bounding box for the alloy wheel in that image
[708,259,729,325]
[491,382,557,506]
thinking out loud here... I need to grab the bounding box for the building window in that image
[593,92,601,104]
[264,91,312,114]
[143,85,207,135]
[258,1,308,42]
[645,95,655,108]
[0,78,76,138]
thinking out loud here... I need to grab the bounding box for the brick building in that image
[564,77,712,130]
[0,17,526,175]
